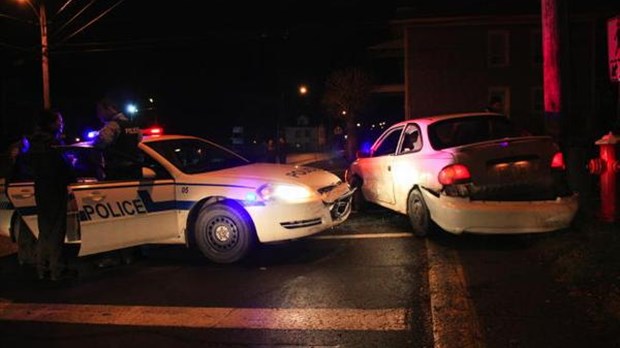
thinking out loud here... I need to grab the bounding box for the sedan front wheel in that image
[194,203,256,264]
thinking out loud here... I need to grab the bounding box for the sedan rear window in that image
[428,115,527,150]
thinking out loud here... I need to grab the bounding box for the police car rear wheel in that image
[194,203,255,264]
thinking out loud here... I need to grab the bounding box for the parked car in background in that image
[345,113,578,236]
[1,131,354,264]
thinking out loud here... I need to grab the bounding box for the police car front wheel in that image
[194,203,255,264]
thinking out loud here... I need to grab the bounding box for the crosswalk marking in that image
[426,240,485,347]
[0,302,409,331]
[312,232,412,240]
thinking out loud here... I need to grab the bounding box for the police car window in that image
[373,127,402,157]
[61,146,103,181]
[141,150,172,179]
[144,139,250,174]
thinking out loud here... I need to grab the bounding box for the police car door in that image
[71,168,178,257]
[5,182,39,237]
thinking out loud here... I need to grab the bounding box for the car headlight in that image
[258,183,313,202]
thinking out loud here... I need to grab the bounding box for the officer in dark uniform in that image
[93,98,143,180]
[29,109,76,281]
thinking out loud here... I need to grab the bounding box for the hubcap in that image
[206,216,239,250]
[214,225,231,242]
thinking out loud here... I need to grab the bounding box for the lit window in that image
[488,87,510,116]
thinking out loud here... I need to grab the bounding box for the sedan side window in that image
[372,128,402,157]
[399,124,422,154]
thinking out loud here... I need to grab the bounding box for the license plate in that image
[491,160,534,181]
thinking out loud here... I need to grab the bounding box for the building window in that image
[531,86,543,116]
[487,31,510,67]
[488,87,510,116]
[531,29,542,66]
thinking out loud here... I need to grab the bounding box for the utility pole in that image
[541,0,562,140]
[39,0,50,109]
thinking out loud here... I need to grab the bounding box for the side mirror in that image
[142,167,156,179]
[356,150,370,159]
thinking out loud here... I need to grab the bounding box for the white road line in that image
[425,239,485,348]
[312,232,412,240]
[0,303,410,331]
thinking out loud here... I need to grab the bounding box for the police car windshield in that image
[144,138,250,174]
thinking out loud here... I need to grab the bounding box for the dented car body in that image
[346,113,578,236]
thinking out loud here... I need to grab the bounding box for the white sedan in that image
[345,113,578,236]
[1,133,354,263]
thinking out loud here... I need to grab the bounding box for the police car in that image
[0,131,354,263]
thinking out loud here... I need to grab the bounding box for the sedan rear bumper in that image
[422,189,579,234]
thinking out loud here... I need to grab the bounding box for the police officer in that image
[93,98,143,180]
[29,109,75,281]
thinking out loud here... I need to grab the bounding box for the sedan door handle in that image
[88,192,106,202]
[12,190,33,199]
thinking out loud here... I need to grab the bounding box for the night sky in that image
[0,0,402,145]
[1,0,618,147]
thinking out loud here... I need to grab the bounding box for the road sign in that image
[608,15,620,82]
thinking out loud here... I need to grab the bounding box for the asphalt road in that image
[0,207,433,347]
[0,156,617,347]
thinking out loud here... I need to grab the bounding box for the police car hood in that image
[190,163,344,191]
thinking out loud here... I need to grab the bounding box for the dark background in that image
[1,0,619,148]
[0,0,402,146]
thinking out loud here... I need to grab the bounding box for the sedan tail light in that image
[551,152,565,170]
[438,164,471,185]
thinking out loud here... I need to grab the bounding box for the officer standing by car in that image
[29,109,76,281]
[93,98,143,180]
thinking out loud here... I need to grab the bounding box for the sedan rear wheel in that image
[194,203,255,264]
[407,188,431,237]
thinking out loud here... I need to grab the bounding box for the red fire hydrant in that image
[587,132,620,222]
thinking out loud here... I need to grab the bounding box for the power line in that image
[51,0,96,39]
[52,0,76,19]
[0,41,33,52]
[0,12,34,25]
[55,0,125,46]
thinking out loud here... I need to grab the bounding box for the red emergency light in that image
[143,127,163,136]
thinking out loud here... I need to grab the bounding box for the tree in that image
[322,67,373,161]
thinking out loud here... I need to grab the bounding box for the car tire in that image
[407,188,432,237]
[194,202,255,264]
[12,214,37,266]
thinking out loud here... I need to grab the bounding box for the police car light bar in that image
[86,130,99,139]
[143,127,163,136]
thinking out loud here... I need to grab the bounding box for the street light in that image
[278,84,309,137]
[16,0,50,108]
